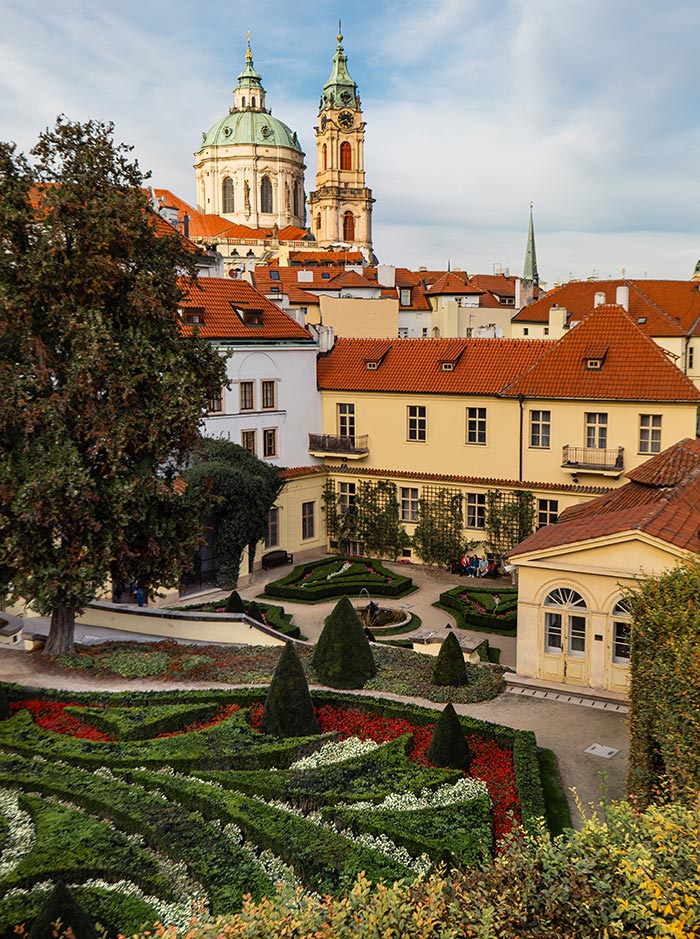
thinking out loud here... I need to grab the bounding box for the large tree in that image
[0,117,226,654]
[183,437,284,587]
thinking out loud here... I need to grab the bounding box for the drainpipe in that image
[518,393,524,482]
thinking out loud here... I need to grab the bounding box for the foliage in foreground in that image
[312,597,376,689]
[261,642,319,737]
[431,632,467,686]
[626,560,700,809]
[0,117,226,654]
[132,796,700,939]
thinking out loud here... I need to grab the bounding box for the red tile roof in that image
[425,271,483,296]
[510,437,700,557]
[501,305,700,402]
[317,337,549,394]
[177,277,313,341]
[327,270,378,289]
[514,278,700,338]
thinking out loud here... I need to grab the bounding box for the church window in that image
[242,96,246,107]
[222,177,234,214]
[322,143,327,171]
[315,214,321,231]
[343,211,355,242]
[260,177,273,214]
[252,96,257,108]
[340,142,352,170]
[293,182,300,216]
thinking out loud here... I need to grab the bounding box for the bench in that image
[0,615,23,646]
[262,549,294,571]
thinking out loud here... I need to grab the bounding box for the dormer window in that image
[399,288,411,306]
[232,304,264,326]
[182,308,205,325]
[441,362,454,372]
[366,362,378,370]
[586,359,602,370]
[637,317,647,324]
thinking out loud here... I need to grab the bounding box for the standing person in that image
[136,585,145,607]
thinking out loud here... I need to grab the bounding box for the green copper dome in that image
[199,110,302,152]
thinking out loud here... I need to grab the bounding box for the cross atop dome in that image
[234,34,266,111]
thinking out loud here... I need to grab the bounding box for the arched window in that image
[293,182,300,217]
[260,177,273,214]
[611,600,632,664]
[343,211,355,242]
[322,143,327,171]
[544,588,587,656]
[340,142,352,170]
[241,96,246,107]
[222,177,234,214]
[252,96,257,109]
[315,213,321,231]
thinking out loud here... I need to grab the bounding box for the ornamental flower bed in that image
[264,556,414,602]
[0,685,545,936]
[437,584,519,635]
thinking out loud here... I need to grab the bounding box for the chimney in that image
[376,265,395,288]
[549,305,568,334]
[616,285,629,310]
[594,291,606,308]
[183,213,190,239]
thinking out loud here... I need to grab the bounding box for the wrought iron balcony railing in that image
[308,433,369,459]
[562,445,624,475]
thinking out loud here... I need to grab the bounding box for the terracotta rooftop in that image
[501,305,700,402]
[425,270,483,296]
[317,337,549,395]
[177,277,313,341]
[514,278,700,338]
[510,437,700,557]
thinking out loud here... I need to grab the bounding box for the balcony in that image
[562,445,624,477]
[308,433,369,460]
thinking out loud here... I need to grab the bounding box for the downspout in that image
[518,393,524,482]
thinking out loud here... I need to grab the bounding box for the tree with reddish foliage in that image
[0,117,225,654]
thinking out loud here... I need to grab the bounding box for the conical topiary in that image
[432,631,468,686]
[28,882,98,939]
[0,686,10,720]
[246,600,264,623]
[427,702,471,771]
[225,590,245,613]
[312,596,376,689]
[261,642,319,737]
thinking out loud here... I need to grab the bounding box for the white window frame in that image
[466,407,487,445]
[407,405,427,442]
[466,493,486,529]
[639,414,662,454]
[530,410,551,448]
[400,487,419,522]
[301,501,315,540]
[585,412,608,449]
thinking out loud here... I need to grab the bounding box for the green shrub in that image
[262,642,319,737]
[431,632,467,686]
[0,686,9,720]
[313,597,376,689]
[437,585,518,635]
[246,600,263,623]
[27,882,98,939]
[225,590,245,613]
[264,557,413,602]
[427,703,471,771]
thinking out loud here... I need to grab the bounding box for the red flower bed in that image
[156,704,241,738]
[9,700,113,741]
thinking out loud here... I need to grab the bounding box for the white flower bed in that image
[0,789,36,877]
[327,561,352,580]
[290,737,378,770]
[348,776,489,813]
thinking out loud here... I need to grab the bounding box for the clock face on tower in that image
[338,110,354,129]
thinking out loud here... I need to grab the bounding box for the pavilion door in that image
[541,611,588,685]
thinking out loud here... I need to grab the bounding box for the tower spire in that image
[523,202,539,288]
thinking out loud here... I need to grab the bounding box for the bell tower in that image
[307,26,374,254]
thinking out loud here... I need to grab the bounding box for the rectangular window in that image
[338,482,356,515]
[466,493,486,529]
[585,412,608,449]
[400,288,411,305]
[239,381,254,411]
[530,410,551,448]
[261,380,276,410]
[568,615,586,656]
[241,430,256,455]
[422,327,428,337]
[337,403,355,442]
[407,405,427,442]
[689,346,695,370]
[398,327,409,338]
[537,499,559,527]
[466,407,487,445]
[400,487,419,522]
[265,507,279,548]
[612,620,631,664]
[207,390,223,414]
[301,501,315,540]
[263,428,277,458]
[639,414,662,453]
[544,612,562,653]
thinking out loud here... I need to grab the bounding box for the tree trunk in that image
[43,605,76,655]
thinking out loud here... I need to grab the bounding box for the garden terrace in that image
[262,556,414,602]
[0,684,552,935]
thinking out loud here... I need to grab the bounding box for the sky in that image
[2,0,700,284]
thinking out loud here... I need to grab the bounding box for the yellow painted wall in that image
[317,297,398,338]
[514,536,690,693]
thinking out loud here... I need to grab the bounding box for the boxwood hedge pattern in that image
[263,556,414,602]
[0,684,549,937]
[437,585,519,635]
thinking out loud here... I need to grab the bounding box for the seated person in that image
[468,555,480,576]
[459,554,468,574]
[487,558,497,576]
[477,556,488,577]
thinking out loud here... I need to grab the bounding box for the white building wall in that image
[202,343,322,467]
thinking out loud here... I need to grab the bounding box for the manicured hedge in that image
[437,585,518,635]
[263,557,413,602]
